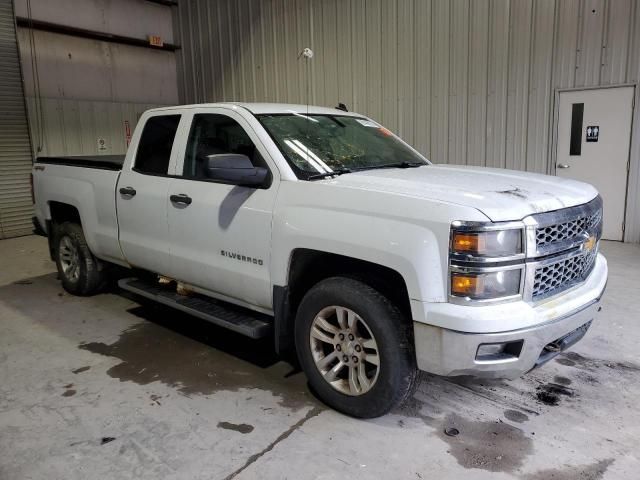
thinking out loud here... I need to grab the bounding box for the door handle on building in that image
[557,164,570,169]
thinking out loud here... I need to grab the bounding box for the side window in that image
[134,115,181,175]
[183,114,267,179]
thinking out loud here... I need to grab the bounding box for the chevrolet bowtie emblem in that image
[584,234,597,253]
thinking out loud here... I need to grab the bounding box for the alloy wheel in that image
[309,305,380,396]
[59,236,80,282]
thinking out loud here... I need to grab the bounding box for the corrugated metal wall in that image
[0,0,33,239]
[175,0,640,242]
[24,97,165,157]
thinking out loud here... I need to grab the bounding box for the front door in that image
[556,86,634,240]
[166,109,278,310]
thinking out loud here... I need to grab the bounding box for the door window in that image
[134,115,181,175]
[569,103,584,156]
[183,114,267,179]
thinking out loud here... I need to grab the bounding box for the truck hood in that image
[327,164,598,222]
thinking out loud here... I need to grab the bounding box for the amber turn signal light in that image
[452,233,483,253]
[450,274,481,296]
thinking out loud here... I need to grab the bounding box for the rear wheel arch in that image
[53,221,107,296]
[47,202,82,260]
[49,201,82,226]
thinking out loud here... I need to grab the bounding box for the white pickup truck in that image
[33,103,608,418]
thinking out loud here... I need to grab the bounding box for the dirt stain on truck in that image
[495,187,529,199]
[78,305,314,411]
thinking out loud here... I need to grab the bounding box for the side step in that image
[118,278,273,339]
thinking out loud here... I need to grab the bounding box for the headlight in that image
[450,269,522,300]
[451,227,523,258]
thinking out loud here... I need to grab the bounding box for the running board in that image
[118,278,273,339]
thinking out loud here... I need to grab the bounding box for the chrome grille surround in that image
[525,195,603,258]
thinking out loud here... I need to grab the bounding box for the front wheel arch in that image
[274,249,414,356]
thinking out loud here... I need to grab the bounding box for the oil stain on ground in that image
[503,409,529,423]
[553,375,572,386]
[521,458,614,480]
[217,421,254,434]
[556,351,640,374]
[437,413,534,472]
[536,383,575,406]
[398,398,533,473]
[78,305,313,410]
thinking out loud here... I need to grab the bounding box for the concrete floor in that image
[0,236,639,480]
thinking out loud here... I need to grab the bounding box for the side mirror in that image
[204,154,268,187]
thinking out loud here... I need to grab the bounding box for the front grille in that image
[535,208,602,249]
[532,246,598,300]
[529,196,602,301]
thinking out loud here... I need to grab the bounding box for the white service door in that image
[557,87,634,240]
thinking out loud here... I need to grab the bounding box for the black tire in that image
[54,222,107,296]
[295,277,417,418]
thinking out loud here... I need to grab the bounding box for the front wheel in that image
[295,277,417,418]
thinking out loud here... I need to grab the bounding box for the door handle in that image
[557,164,570,169]
[170,194,192,206]
[119,186,137,196]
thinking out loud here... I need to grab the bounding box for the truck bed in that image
[32,155,126,265]
[35,155,125,171]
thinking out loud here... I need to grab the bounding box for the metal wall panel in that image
[24,97,165,157]
[485,0,510,169]
[14,0,175,44]
[0,0,33,239]
[176,0,640,241]
[17,29,178,105]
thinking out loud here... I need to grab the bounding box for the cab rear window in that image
[134,115,181,175]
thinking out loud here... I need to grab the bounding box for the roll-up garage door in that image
[0,0,33,239]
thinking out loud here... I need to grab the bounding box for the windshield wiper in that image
[355,161,425,171]
[307,167,353,180]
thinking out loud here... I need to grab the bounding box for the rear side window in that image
[134,115,181,174]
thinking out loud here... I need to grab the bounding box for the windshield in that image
[258,114,429,179]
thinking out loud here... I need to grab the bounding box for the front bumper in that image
[413,254,608,379]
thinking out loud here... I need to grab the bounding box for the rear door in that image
[165,109,278,309]
[116,113,181,272]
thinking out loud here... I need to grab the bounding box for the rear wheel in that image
[295,277,417,418]
[54,222,107,295]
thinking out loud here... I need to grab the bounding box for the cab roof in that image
[146,102,364,117]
